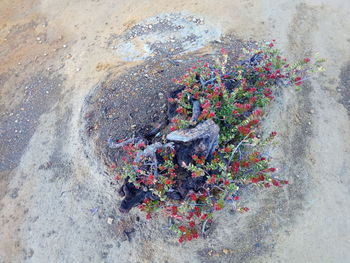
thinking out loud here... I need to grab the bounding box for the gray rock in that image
[167,119,219,163]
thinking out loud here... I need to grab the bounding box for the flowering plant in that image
[112,41,324,242]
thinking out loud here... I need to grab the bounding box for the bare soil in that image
[1,0,350,263]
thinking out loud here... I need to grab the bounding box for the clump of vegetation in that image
[111,41,324,243]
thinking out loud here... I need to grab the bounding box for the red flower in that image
[172,206,178,215]
[271,131,277,137]
[251,177,259,183]
[269,42,274,47]
[192,231,199,239]
[214,203,222,211]
[304,58,310,63]
[215,101,222,108]
[189,221,195,227]
[167,98,175,103]
[191,193,197,201]
[231,162,240,174]
[195,207,201,217]
[269,167,277,172]
[110,163,117,169]
[224,180,230,186]
[223,147,231,153]
[233,196,240,201]
[238,126,250,135]
[272,179,281,187]
[179,225,186,232]
[178,235,185,243]
[242,161,250,168]
[175,107,184,114]
[165,179,172,185]
[146,213,151,220]
[242,207,250,212]
[208,112,216,118]
[295,77,303,86]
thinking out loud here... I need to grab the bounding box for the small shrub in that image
[112,41,324,242]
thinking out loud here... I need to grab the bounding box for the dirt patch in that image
[338,62,350,115]
[79,36,312,262]
[81,36,250,169]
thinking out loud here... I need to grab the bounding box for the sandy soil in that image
[1,0,350,262]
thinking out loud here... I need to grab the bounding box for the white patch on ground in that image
[111,13,222,61]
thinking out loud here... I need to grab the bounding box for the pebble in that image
[222,249,231,254]
[63,44,67,48]
[148,24,152,29]
[131,124,137,129]
[310,109,314,114]
[107,217,114,225]
[76,68,81,72]
[36,37,41,41]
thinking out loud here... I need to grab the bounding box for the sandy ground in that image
[1,0,350,262]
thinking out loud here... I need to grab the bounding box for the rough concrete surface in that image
[1,0,350,262]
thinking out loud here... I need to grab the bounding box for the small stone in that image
[63,44,67,48]
[43,53,47,56]
[131,124,137,129]
[107,217,114,225]
[36,37,41,41]
[76,68,81,72]
[222,249,231,254]
[148,24,152,29]
[310,109,314,114]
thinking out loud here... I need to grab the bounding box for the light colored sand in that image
[1,0,350,262]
